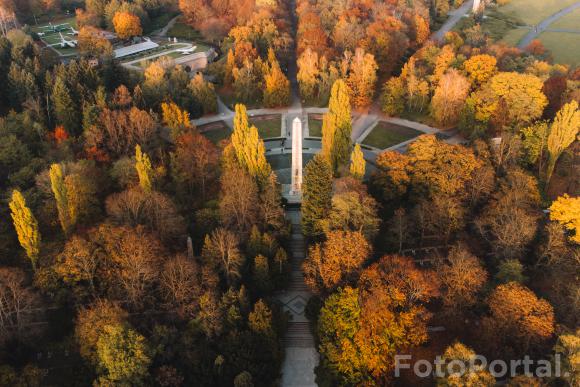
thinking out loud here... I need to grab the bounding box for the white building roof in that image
[114,38,159,58]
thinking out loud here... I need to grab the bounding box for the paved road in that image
[518,2,580,48]
[432,0,475,42]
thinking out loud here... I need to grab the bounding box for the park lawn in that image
[250,116,282,138]
[539,32,580,66]
[361,122,422,149]
[495,0,579,25]
[31,15,76,33]
[167,17,205,41]
[550,7,580,30]
[501,28,529,46]
[308,116,323,137]
[200,124,232,144]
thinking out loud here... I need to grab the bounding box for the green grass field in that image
[250,116,282,138]
[32,16,78,55]
[361,122,422,149]
[308,116,323,137]
[144,12,179,34]
[539,32,580,66]
[495,0,579,25]
[167,17,205,41]
[200,124,231,143]
[550,8,580,30]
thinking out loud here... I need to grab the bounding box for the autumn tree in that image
[302,154,333,238]
[96,323,152,385]
[438,245,488,311]
[482,282,554,356]
[219,165,259,234]
[78,26,113,57]
[436,342,495,386]
[553,330,580,386]
[349,143,365,179]
[231,104,272,183]
[318,256,439,384]
[161,101,191,141]
[50,163,75,235]
[549,194,580,244]
[430,69,471,126]
[546,101,580,182]
[56,235,99,299]
[188,73,217,115]
[202,227,244,286]
[346,48,378,108]
[263,49,290,107]
[322,80,352,174]
[135,145,154,192]
[171,130,219,202]
[297,48,320,103]
[303,230,370,294]
[0,268,42,343]
[106,188,186,244]
[75,300,129,365]
[463,54,497,86]
[381,76,405,116]
[112,11,142,40]
[160,254,200,317]
[9,190,40,270]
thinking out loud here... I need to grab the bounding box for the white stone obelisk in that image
[473,0,481,13]
[290,117,302,195]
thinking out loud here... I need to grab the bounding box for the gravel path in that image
[432,0,475,42]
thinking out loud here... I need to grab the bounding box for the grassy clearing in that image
[250,116,282,138]
[308,116,323,137]
[199,123,231,144]
[145,12,179,34]
[361,122,422,149]
[501,28,529,46]
[218,88,262,110]
[550,8,580,30]
[539,32,580,66]
[495,0,579,25]
[167,17,204,41]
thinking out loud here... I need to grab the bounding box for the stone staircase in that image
[278,208,319,386]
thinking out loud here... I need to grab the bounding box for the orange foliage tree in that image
[112,12,142,40]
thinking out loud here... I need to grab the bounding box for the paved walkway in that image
[432,0,475,42]
[154,15,180,37]
[278,209,319,387]
[517,2,580,48]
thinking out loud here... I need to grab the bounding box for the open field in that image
[199,122,231,143]
[361,121,422,149]
[32,16,78,56]
[494,0,579,25]
[145,12,179,34]
[550,7,580,29]
[539,32,580,66]
[250,116,282,138]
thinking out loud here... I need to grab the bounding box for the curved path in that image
[432,0,475,42]
[517,2,580,48]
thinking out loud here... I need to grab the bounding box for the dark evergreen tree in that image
[302,154,333,239]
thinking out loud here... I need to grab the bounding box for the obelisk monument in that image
[290,117,302,195]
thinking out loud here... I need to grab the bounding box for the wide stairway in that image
[278,208,319,386]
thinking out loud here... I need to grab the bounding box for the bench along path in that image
[278,208,319,386]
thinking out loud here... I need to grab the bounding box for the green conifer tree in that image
[9,190,41,270]
[302,154,333,238]
[52,75,80,135]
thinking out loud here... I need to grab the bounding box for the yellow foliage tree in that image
[231,104,272,183]
[550,194,580,244]
[9,190,41,270]
[546,101,580,182]
[50,163,75,236]
[463,54,497,85]
[161,101,191,141]
[135,145,154,192]
[112,11,142,40]
[322,79,352,173]
[349,143,365,179]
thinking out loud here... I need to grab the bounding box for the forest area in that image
[0,0,579,385]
